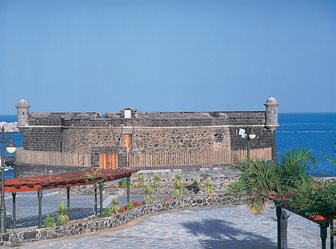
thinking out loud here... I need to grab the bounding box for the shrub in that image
[174,173,183,182]
[144,184,153,203]
[204,178,214,195]
[118,178,128,188]
[57,201,70,226]
[126,202,134,210]
[173,175,183,198]
[152,173,161,189]
[111,197,119,214]
[44,214,56,228]
[136,174,145,187]
[103,208,112,217]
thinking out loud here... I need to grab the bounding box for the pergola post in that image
[276,206,282,249]
[66,187,70,211]
[37,189,43,228]
[330,219,334,249]
[99,183,103,217]
[94,185,98,216]
[320,222,328,249]
[126,176,131,203]
[12,192,16,229]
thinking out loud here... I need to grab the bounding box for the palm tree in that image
[276,148,316,193]
[228,148,315,249]
[229,148,315,214]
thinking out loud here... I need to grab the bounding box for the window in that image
[124,109,132,119]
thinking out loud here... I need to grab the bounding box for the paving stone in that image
[13,204,326,249]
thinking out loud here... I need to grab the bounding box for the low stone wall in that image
[0,194,250,246]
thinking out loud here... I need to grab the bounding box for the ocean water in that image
[277,113,336,176]
[1,113,336,177]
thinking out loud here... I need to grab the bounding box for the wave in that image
[0,121,19,133]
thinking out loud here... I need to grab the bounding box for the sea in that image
[1,113,336,178]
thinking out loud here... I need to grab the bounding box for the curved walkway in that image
[16,204,324,249]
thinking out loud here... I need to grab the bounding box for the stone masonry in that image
[0,194,250,246]
[15,98,279,171]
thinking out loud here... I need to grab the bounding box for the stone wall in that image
[14,163,85,178]
[0,194,250,246]
[134,127,231,153]
[61,128,120,153]
[20,127,63,152]
[17,110,275,168]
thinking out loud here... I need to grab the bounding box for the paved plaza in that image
[7,201,327,249]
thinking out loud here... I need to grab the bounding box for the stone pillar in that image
[15,99,30,127]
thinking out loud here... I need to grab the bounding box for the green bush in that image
[57,201,70,226]
[204,178,214,195]
[144,184,153,203]
[44,214,56,228]
[111,197,119,214]
[173,175,183,198]
[152,173,161,189]
[136,174,145,187]
[103,208,112,217]
[126,202,134,209]
[118,178,128,188]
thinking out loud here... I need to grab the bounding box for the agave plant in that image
[174,173,183,182]
[57,201,70,225]
[152,173,161,189]
[136,174,145,187]
[204,178,214,195]
[173,176,183,198]
[144,184,153,203]
[111,197,119,214]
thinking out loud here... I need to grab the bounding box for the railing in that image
[16,148,91,167]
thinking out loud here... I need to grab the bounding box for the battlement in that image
[26,110,266,128]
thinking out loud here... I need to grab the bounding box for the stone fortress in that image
[14,97,279,177]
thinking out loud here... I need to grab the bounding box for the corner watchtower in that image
[16,99,30,127]
[264,96,279,132]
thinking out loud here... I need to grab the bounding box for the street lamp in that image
[1,126,16,233]
[237,126,256,161]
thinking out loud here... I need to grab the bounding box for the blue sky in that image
[1,0,335,114]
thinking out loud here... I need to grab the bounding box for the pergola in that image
[1,168,139,229]
[269,196,333,249]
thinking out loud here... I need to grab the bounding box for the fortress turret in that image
[16,99,30,127]
[264,96,279,132]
